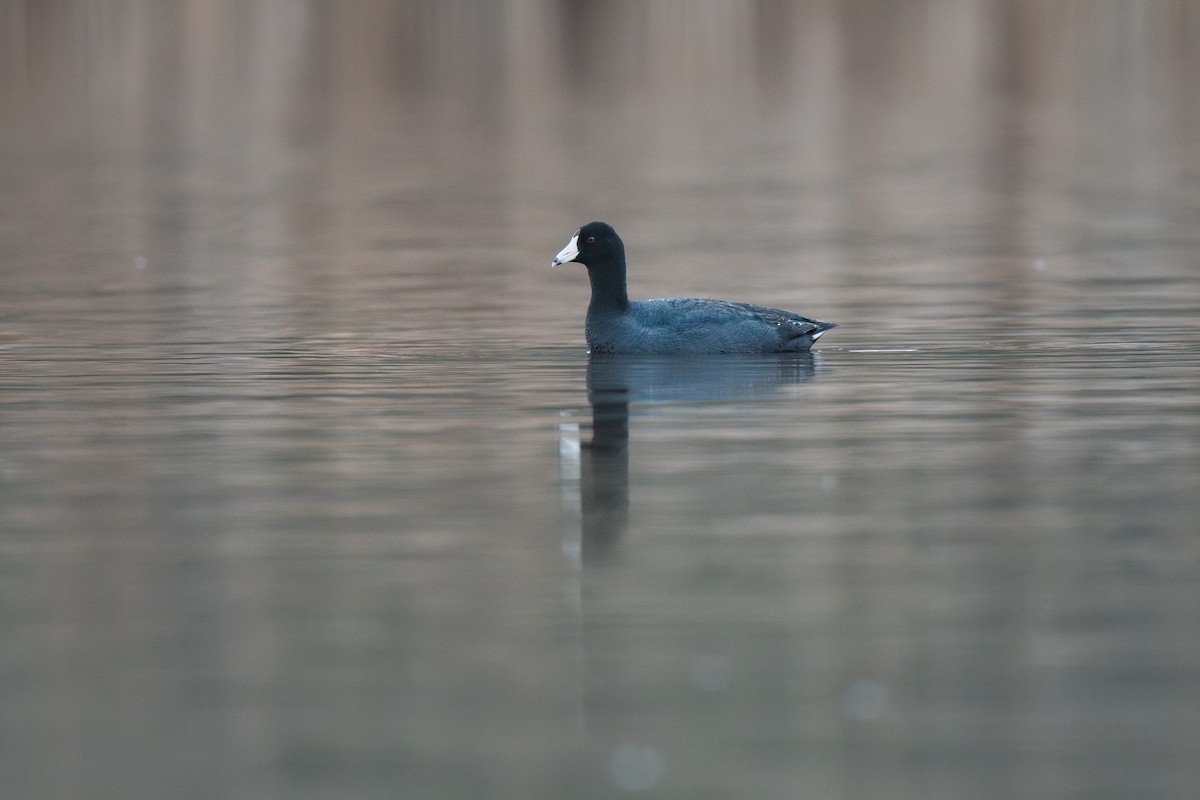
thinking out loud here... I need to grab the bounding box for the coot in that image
[552,221,836,354]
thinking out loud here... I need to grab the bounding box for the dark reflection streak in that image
[579,398,630,562]
[558,0,638,94]
[753,0,798,97]
[574,353,820,563]
[563,352,824,760]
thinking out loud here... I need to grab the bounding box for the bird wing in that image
[669,299,832,341]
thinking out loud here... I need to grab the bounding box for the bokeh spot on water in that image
[610,744,665,793]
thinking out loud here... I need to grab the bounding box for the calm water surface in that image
[2,3,1200,799]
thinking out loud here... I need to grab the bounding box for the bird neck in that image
[586,252,630,314]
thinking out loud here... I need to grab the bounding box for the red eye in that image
[586,235,596,244]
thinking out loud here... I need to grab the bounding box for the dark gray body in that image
[586,297,833,354]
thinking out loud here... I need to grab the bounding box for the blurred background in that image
[1,2,1199,799]
[3,0,1197,338]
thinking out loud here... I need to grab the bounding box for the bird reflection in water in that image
[561,352,821,564]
